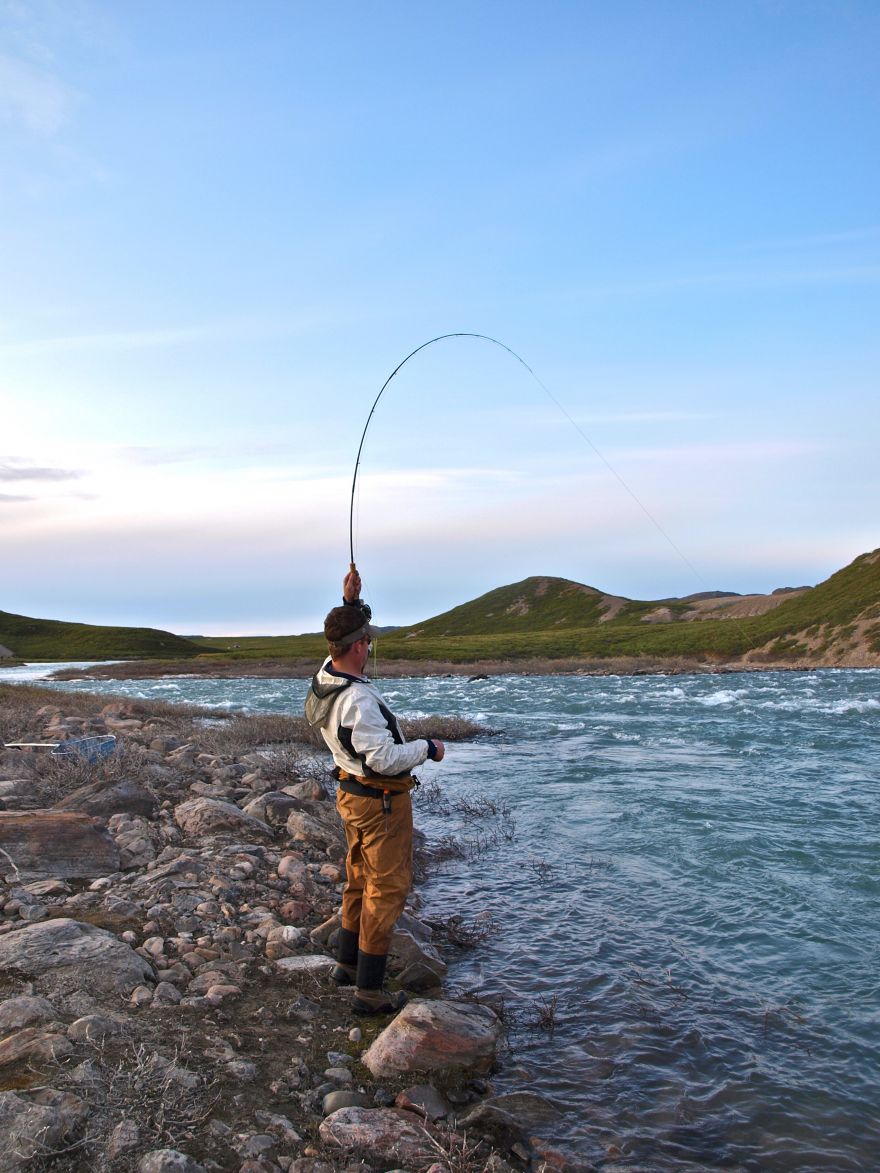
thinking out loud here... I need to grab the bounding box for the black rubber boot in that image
[331,927,359,986]
[352,950,408,1015]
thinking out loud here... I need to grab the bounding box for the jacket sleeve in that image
[336,687,430,777]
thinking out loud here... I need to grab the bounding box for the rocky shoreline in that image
[0,688,571,1173]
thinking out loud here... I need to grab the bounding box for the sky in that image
[2,0,878,635]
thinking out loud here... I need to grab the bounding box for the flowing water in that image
[8,664,879,1171]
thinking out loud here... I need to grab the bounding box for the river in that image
[5,663,879,1171]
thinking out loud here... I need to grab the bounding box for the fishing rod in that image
[348,332,705,588]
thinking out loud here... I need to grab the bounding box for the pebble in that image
[322,1089,371,1115]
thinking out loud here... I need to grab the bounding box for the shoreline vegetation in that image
[3,549,880,676]
[0,682,559,1172]
[46,650,880,684]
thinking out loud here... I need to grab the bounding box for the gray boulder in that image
[173,798,273,841]
[0,918,154,996]
[0,995,56,1033]
[55,776,157,818]
[285,802,345,852]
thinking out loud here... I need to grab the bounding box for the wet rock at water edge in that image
[318,1106,452,1165]
[362,998,501,1078]
[0,917,155,996]
[395,1082,451,1120]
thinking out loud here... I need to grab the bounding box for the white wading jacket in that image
[305,658,432,779]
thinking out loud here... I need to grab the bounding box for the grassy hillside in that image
[374,548,880,663]
[192,632,327,659]
[0,609,211,661]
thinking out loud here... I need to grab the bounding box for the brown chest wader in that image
[332,769,418,1013]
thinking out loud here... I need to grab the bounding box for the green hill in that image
[0,609,211,661]
[372,549,880,665]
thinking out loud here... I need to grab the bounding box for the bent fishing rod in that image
[348,332,705,588]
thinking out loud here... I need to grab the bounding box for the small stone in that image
[137,1149,206,1173]
[275,955,335,976]
[206,984,242,1004]
[322,1090,371,1115]
[67,1013,124,1043]
[108,1119,141,1159]
[395,1084,451,1121]
[226,1059,258,1081]
[348,1027,362,1043]
[323,1066,353,1084]
[153,981,183,1004]
[131,985,153,1006]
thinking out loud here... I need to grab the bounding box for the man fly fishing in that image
[304,567,445,1014]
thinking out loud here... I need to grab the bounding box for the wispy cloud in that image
[0,462,82,482]
[0,51,79,135]
[0,309,340,357]
[0,491,33,502]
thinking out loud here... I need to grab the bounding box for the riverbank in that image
[44,650,876,683]
[0,684,559,1172]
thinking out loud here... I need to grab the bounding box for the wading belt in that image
[334,768,418,812]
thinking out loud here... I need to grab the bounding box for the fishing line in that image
[349,332,706,589]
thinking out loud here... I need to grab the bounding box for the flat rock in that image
[0,1088,88,1170]
[275,955,335,976]
[0,1027,73,1069]
[0,918,154,997]
[242,792,302,825]
[318,1106,445,1165]
[174,798,273,840]
[362,999,501,1078]
[55,776,157,819]
[395,1083,451,1121]
[285,804,345,852]
[0,995,56,1033]
[480,1091,564,1129]
[0,811,120,881]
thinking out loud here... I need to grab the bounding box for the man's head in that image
[324,605,377,667]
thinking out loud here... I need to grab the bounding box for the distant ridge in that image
[0,609,209,661]
[372,548,880,667]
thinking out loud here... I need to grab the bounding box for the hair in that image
[324,605,368,660]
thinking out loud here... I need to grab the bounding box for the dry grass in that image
[27,1035,219,1172]
[195,711,320,753]
[400,715,495,741]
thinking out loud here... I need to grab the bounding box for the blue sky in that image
[2,1,878,634]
